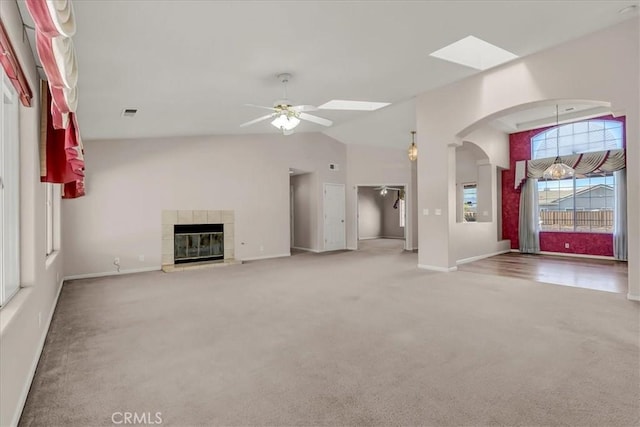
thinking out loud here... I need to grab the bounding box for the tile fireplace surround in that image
[161,210,239,272]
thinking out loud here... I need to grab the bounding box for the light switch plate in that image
[435,209,442,216]
[423,209,429,216]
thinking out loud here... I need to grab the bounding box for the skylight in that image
[429,35,518,70]
[318,100,390,111]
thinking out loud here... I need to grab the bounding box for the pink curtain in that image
[0,21,33,106]
[40,81,84,195]
[26,0,85,198]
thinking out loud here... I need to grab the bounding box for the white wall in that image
[416,19,639,296]
[291,173,315,250]
[357,187,382,239]
[0,2,65,426]
[62,132,347,276]
[346,144,414,250]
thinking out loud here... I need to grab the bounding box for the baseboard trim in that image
[64,267,160,281]
[457,250,511,265]
[241,253,291,261]
[11,277,64,427]
[291,247,321,253]
[627,293,640,301]
[539,251,616,261]
[417,264,458,272]
[510,248,617,261]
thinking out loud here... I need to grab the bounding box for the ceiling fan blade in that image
[244,103,277,111]
[240,114,273,127]
[299,113,333,127]
[291,105,318,112]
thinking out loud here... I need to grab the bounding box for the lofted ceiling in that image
[16,0,639,145]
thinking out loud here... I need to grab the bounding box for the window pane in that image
[463,184,477,222]
[539,172,614,234]
[531,119,623,160]
[538,178,574,231]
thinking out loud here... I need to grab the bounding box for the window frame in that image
[1,67,21,307]
[46,182,54,256]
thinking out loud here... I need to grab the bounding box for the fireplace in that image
[162,210,236,272]
[174,223,223,264]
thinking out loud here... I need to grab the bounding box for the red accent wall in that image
[501,115,625,257]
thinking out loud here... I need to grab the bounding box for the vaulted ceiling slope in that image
[28,0,638,143]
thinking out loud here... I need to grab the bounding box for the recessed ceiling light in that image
[318,100,390,111]
[121,108,138,118]
[618,4,637,14]
[429,35,518,70]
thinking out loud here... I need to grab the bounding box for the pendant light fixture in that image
[542,105,575,180]
[408,131,417,161]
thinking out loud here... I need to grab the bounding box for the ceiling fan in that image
[374,185,403,196]
[240,73,333,135]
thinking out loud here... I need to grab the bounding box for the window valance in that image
[0,21,32,106]
[514,149,626,189]
[26,0,85,198]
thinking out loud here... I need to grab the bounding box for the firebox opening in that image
[174,223,224,264]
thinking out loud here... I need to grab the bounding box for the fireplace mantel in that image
[161,210,239,272]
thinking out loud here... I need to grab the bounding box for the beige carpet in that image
[20,240,640,426]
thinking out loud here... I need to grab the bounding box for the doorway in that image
[290,170,314,252]
[356,185,407,250]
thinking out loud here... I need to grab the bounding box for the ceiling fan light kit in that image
[271,110,300,131]
[241,73,333,136]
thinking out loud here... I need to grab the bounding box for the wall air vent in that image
[121,108,138,118]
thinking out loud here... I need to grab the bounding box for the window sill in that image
[45,250,60,269]
[0,286,33,335]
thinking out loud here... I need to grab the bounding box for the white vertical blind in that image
[1,69,20,306]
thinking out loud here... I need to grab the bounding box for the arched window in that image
[533,118,624,234]
[531,119,623,160]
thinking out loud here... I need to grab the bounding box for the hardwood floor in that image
[458,252,628,294]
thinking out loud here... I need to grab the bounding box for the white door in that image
[323,183,346,251]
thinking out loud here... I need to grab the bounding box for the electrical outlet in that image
[259,245,264,252]
[114,257,120,264]
[564,243,570,249]
[138,255,145,262]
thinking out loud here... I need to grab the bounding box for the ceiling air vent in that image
[121,108,138,118]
